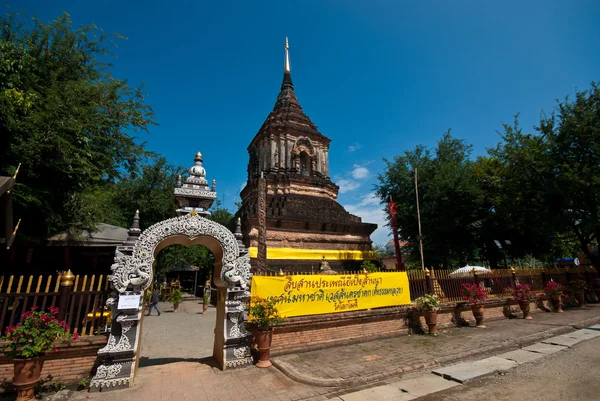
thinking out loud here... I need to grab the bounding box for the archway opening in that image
[139,236,223,368]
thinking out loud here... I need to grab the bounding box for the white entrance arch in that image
[90,214,252,391]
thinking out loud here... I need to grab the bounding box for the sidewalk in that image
[63,305,600,401]
[273,305,600,388]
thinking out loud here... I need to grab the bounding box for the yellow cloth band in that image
[247,247,376,260]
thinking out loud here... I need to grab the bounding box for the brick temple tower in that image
[240,38,377,272]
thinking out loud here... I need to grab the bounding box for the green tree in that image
[107,156,182,230]
[155,244,214,273]
[495,84,600,266]
[0,12,155,242]
[209,199,235,228]
[376,131,487,268]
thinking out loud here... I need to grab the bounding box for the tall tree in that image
[0,12,155,242]
[497,83,600,266]
[108,156,183,230]
[376,131,486,268]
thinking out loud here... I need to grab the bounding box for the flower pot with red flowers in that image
[568,280,587,307]
[414,294,440,336]
[460,283,488,328]
[2,306,76,401]
[247,297,284,368]
[544,281,565,313]
[505,284,537,319]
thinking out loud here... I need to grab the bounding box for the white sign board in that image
[118,294,141,310]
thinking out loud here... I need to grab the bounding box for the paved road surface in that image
[419,335,600,401]
[140,298,216,367]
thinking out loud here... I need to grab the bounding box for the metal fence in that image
[254,265,599,304]
[0,273,111,337]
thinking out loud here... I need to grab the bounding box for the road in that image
[419,335,600,401]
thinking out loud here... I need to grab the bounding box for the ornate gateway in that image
[90,154,253,391]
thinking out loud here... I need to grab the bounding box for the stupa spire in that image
[284,36,290,73]
[282,37,293,90]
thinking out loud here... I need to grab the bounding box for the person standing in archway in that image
[147,288,161,316]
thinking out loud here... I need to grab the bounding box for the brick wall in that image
[270,299,542,356]
[0,335,107,384]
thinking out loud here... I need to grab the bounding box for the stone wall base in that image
[0,335,107,385]
[271,299,543,356]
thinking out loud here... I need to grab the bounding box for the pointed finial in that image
[278,269,285,276]
[284,36,290,73]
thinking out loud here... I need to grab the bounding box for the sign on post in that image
[118,294,141,310]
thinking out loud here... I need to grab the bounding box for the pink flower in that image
[73,333,79,340]
[53,348,58,353]
[30,306,38,311]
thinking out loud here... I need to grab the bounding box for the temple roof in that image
[249,39,330,148]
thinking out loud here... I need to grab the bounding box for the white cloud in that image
[348,143,362,153]
[343,192,390,246]
[338,179,361,194]
[351,164,369,180]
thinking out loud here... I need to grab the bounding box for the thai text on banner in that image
[250,272,411,317]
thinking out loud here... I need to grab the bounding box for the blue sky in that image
[8,0,600,245]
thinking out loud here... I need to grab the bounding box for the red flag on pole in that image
[387,200,405,271]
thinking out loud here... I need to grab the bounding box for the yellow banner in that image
[250,272,411,317]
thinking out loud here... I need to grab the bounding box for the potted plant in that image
[460,283,488,328]
[202,288,210,315]
[505,284,537,319]
[414,294,440,335]
[2,306,77,401]
[169,289,184,313]
[568,279,587,307]
[544,281,565,313]
[247,297,284,368]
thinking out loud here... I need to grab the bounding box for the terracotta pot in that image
[202,303,208,314]
[253,329,273,368]
[173,303,179,313]
[471,304,485,328]
[518,301,533,320]
[550,296,563,313]
[423,311,438,335]
[574,292,585,308]
[13,357,44,401]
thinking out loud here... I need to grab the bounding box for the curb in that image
[272,313,600,388]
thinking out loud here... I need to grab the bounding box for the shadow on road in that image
[138,356,218,368]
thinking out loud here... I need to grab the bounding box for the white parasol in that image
[449,266,492,276]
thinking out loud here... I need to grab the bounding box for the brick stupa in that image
[239,38,377,272]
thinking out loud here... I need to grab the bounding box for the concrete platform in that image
[522,342,568,354]
[473,356,518,371]
[496,349,545,364]
[432,362,496,383]
[580,328,600,337]
[542,334,586,347]
[396,373,460,396]
[339,384,417,401]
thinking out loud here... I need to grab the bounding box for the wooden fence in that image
[0,273,111,337]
